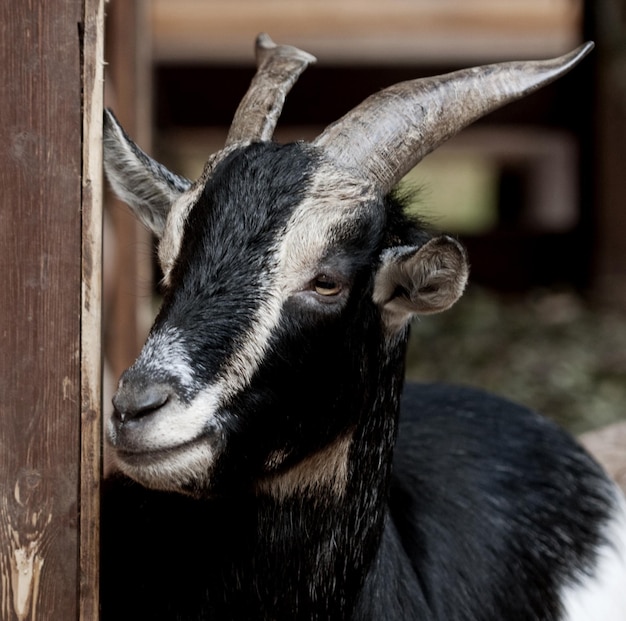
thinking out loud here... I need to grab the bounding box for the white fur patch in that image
[117,436,219,493]
[158,182,203,284]
[276,165,377,293]
[561,488,626,620]
[126,325,196,391]
[158,145,242,285]
[256,432,353,499]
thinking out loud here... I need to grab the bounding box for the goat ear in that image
[373,236,469,328]
[103,109,192,238]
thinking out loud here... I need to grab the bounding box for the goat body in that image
[101,36,626,620]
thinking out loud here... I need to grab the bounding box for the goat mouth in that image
[114,435,210,466]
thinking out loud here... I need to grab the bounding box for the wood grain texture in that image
[80,0,104,618]
[0,1,102,618]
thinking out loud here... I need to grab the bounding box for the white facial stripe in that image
[277,167,376,291]
[127,325,196,391]
[213,289,284,401]
[159,180,204,284]
[561,488,626,620]
[159,146,240,284]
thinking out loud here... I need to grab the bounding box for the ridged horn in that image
[313,42,594,194]
[225,33,316,146]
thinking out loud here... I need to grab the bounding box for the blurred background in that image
[103,0,626,435]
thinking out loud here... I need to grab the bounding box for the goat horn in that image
[313,42,594,194]
[225,33,316,146]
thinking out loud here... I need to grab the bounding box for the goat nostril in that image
[112,384,171,423]
[134,388,169,418]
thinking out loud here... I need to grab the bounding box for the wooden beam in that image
[150,0,583,64]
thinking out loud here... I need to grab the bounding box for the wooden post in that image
[81,1,105,619]
[0,1,103,619]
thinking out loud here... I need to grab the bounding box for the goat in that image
[101,34,626,620]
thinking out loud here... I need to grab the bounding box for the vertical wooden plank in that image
[0,1,85,619]
[80,0,104,618]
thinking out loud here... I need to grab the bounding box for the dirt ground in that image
[405,285,626,435]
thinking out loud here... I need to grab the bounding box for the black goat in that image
[101,35,626,620]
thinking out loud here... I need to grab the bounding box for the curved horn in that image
[313,42,594,194]
[225,33,316,146]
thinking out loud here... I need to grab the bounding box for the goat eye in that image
[313,275,342,296]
